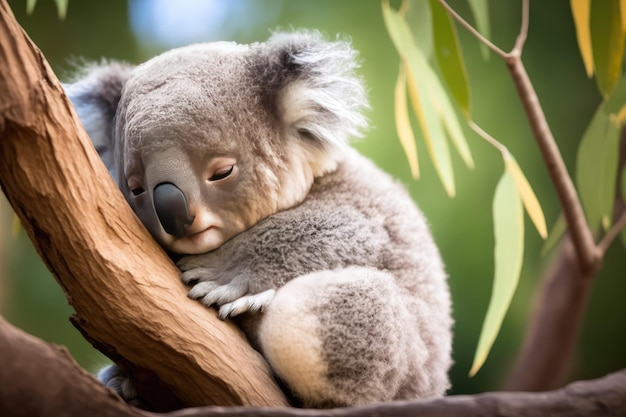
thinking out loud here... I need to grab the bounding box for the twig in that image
[436,0,506,58]
[598,210,626,254]
[468,120,509,157]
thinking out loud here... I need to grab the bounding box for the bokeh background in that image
[1,0,624,396]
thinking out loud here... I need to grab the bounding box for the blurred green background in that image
[1,0,624,396]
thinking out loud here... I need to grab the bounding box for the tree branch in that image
[0,0,287,410]
[3,315,626,417]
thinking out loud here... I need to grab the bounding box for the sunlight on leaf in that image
[590,0,626,97]
[430,0,471,118]
[541,213,566,255]
[570,0,594,77]
[394,63,420,179]
[467,0,490,60]
[504,155,547,239]
[55,0,69,19]
[470,171,524,377]
[576,107,620,231]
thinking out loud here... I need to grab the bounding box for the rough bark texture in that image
[2,316,626,417]
[0,0,287,409]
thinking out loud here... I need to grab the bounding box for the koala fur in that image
[65,31,453,408]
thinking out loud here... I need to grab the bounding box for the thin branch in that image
[436,0,507,58]
[468,120,509,157]
[511,0,530,55]
[598,209,626,254]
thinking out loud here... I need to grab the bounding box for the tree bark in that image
[2,315,626,417]
[0,0,287,410]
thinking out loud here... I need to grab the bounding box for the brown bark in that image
[0,0,287,410]
[2,315,626,417]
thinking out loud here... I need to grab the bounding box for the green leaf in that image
[55,0,69,19]
[570,0,594,77]
[428,71,475,170]
[429,0,471,118]
[383,1,456,196]
[576,106,621,231]
[541,213,566,255]
[26,0,36,14]
[467,0,490,60]
[406,0,433,60]
[384,1,478,195]
[405,69,455,196]
[604,72,626,115]
[470,171,524,377]
[590,0,626,97]
[394,64,420,179]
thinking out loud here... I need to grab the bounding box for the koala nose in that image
[153,182,195,238]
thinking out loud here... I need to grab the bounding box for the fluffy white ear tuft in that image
[256,31,369,150]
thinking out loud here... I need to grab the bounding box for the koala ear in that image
[255,31,369,149]
[64,62,133,182]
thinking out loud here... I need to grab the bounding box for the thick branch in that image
[0,0,287,409]
[3,315,626,417]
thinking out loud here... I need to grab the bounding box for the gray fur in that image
[65,30,453,408]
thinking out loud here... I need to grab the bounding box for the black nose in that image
[153,182,195,238]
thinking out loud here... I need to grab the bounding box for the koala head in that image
[69,31,368,254]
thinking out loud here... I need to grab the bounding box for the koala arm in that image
[177,198,387,319]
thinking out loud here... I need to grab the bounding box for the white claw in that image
[219,289,276,319]
[188,281,219,300]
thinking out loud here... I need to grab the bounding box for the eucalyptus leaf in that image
[429,0,471,118]
[590,0,626,97]
[470,171,524,377]
[467,0,490,60]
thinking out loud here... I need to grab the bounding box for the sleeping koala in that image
[65,31,453,408]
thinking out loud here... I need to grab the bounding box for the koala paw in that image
[218,289,276,319]
[97,364,146,408]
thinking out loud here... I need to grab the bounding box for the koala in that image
[65,31,453,408]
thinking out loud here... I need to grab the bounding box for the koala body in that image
[66,31,452,408]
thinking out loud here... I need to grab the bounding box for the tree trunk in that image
[0,0,287,410]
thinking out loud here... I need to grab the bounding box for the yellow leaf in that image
[394,63,420,179]
[570,0,594,77]
[621,0,626,31]
[505,155,547,239]
[591,0,626,97]
[470,171,524,377]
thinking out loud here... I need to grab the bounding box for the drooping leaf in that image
[383,1,456,196]
[467,0,490,60]
[470,171,524,377]
[541,213,567,255]
[55,0,69,19]
[394,63,420,179]
[590,0,626,97]
[504,155,547,238]
[570,0,594,77]
[429,71,475,170]
[576,107,621,231]
[429,0,471,118]
[406,69,455,196]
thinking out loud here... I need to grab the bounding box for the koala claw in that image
[187,281,220,300]
[218,289,276,319]
[181,267,212,285]
[188,279,249,309]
